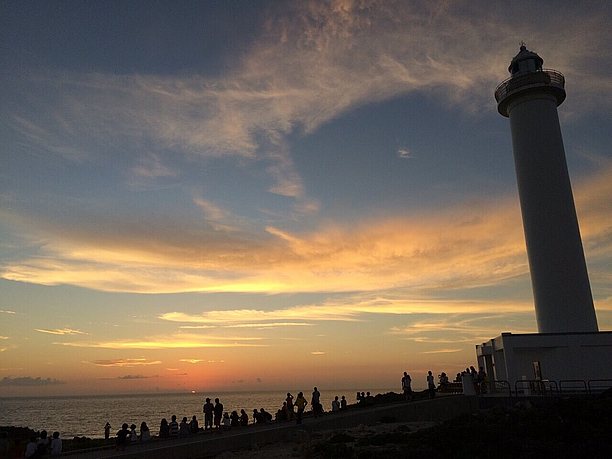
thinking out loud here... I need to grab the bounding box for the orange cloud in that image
[86,359,161,367]
[53,333,268,350]
[1,165,610,299]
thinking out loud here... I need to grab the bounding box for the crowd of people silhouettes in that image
[105,369,487,451]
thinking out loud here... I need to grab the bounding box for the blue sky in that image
[0,0,610,395]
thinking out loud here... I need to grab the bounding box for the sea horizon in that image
[0,388,400,438]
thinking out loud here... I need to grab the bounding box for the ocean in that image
[0,388,394,439]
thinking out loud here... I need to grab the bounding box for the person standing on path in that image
[213,398,224,430]
[286,392,295,420]
[104,422,111,441]
[402,371,413,401]
[311,387,321,417]
[427,370,436,399]
[203,397,214,430]
[294,392,308,424]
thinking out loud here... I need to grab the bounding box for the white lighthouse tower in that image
[475,46,612,390]
[495,45,598,334]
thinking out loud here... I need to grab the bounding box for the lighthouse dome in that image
[508,45,544,75]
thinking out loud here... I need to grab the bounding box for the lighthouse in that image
[474,46,611,389]
[495,45,598,334]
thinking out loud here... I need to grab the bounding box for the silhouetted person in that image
[239,409,249,426]
[169,415,179,437]
[260,408,273,423]
[427,370,436,399]
[24,436,37,458]
[470,366,479,393]
[230,411,240,427]
[159,418,169,438]
[179,417,190,437]
[478,367,487,394]
[189,415,199,434]
[286,392,294,420]
[104,422,111,441]
[50,431,62,456]
[213,398,224,430]
[331,396,340,412]
[439,372,449,388]
[203,397,214,430]
[311,387,321,417]
[295,392,307,424]
[402,371,413,401]
[116,423,130,450]
[340,395,347,409]
[37,430,50,455]
[129,424,138,442]
[253,409,262,424]
[140,422,151,442]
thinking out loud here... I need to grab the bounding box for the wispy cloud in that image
[397,148,413,159]
[53,333,267,349]
[131,153,178,179]
[115,374,157,380]
[421,348,463,354]
[5,2,610,203]
[0,310,16,314]
[85,359,162,367]
[224,322,313,328]
[35,328,88,336]
[179,359,204,364]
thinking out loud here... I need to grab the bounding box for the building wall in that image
[477,332,612,386]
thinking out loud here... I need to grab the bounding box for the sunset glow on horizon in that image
[1,0,611,397]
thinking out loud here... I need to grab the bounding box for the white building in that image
[476,332,612,390]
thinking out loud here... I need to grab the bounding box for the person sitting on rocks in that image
[230,411,240,427]
[129,424,138,442]
[222,412,231,429]
[260,408,273,423]
[239,409,249,426]
[116,423,130,450]
[331,396,340,412]
[179,417,190,437]
[189,415,199,434]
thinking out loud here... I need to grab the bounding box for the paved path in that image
[65,395,478,458]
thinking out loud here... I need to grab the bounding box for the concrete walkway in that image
[65,395,478,459]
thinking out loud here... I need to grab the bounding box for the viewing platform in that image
[495,69,565,116]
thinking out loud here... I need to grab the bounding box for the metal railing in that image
[483,379,611,397]
[559,379,588,394]
[587,379,612,394]
[491,380,512,397]
[494,68,565,102]
[514,379,559,396]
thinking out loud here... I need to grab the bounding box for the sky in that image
[0,0,611,397]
